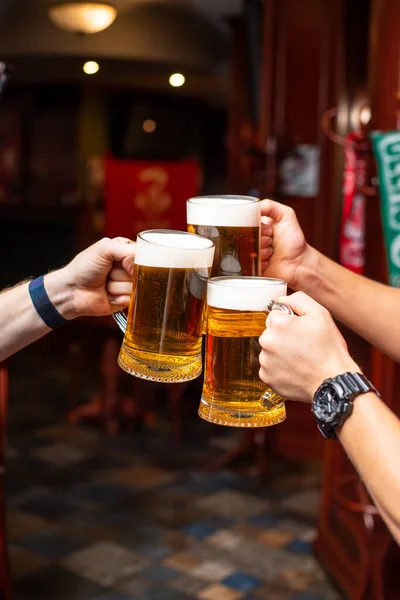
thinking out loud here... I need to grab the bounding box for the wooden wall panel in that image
[258,0,345,460]
[268,0,344,256]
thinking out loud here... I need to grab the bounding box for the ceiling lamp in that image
[83,60,100,74]
[48,2,117,35]
[169,73,185,88]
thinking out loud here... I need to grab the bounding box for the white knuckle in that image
[99,237,112,252]
[267,312,287,330]
[258,351,266,367]
[258,331,268,347]
[292,291,306,301]
[259,367,268,383]
[286,206,295,218]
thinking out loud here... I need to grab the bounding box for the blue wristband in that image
[29,275,68,329]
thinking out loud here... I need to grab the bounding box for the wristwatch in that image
[312,372,381,439]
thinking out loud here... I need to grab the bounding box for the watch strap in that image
[29,275,68,330]
[337,372,381,399]
[317,421,339,440]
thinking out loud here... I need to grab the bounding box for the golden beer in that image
[118,230,214,383]
[200,277,287,427]
[187,196,261,277]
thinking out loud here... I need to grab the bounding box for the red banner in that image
[339,132,368,274]
[104,155,201,240]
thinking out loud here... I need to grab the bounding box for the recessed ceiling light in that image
[83,61,100,75]
[169,73,185,88]
[143,119,157,133]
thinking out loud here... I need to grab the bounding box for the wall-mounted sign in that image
[279,144,320,197]
[371,130,400,287]
[104,155,201,240]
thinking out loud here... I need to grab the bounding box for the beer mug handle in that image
[267,300,294,315]
[260,300,294,410]
[112,311,127,334]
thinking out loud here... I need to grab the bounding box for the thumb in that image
[276,291,326,317]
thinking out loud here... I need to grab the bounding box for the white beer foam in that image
[187,196,261,227]
[207,277,287,311]
[135,230,215,269]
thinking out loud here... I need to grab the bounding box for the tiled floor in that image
[5,343,343,600]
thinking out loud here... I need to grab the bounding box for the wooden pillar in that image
[314,1,400,598]
[368,0,400,412]
[227,17,254,193]
[258,0,344,460]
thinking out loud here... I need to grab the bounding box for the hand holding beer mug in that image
[187,195,261,277]
[114,230,214,383]
[199,277,291,427]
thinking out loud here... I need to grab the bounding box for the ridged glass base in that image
[198,396,286,428]
[118,344,202,383]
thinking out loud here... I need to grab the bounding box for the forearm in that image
[337,391,400,543]
[0,269,76,362]
[295,247,400,360]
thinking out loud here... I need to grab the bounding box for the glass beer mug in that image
[199,276,292,428]
[187,195,261,277]
[114,229,215,383]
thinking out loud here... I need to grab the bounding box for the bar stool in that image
[67,319,186,443]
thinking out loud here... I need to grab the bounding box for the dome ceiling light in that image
[48,2,117,35]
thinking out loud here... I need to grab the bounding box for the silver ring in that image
[267,300,294,315]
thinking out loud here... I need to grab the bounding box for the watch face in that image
[313,383,340,423]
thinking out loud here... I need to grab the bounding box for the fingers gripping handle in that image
[260,300,294,410]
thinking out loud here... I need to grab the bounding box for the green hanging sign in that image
[371,130,400,287]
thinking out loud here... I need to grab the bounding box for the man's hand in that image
[58,237,135,318]
[261,199,310,287]
[258,292,358,402]
[0,237,136,362]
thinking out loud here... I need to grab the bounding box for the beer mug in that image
[187,195,261,277]
[114,230,215,383]
[200,276,291,428]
